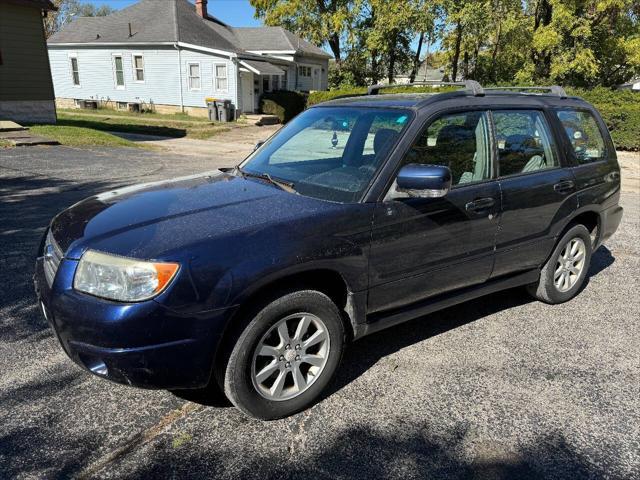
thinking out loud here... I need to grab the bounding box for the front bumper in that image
[34,257,236,390]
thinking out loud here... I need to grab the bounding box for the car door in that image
[491,109,578,278]
[368,109,501,314]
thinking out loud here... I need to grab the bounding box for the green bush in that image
[260,91,307,123]
[307,88,367,106]
[306,85,640,151]
[307,85,458,107]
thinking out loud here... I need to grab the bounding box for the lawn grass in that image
[0,139,13,148]
[57,109,233,139]
[29,125,149,148]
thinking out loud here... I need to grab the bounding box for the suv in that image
[34,82,623,419]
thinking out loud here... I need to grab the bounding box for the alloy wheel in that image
[554,237,587,292]
[251,313,330,401]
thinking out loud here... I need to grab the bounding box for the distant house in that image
[47,0,331,116]
[617,78,640,92]
[0,0,57,123]
[385,61,446,85]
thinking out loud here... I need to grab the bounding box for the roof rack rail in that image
[367,80,485,97]
[483,85,567,98]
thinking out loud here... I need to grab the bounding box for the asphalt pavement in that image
[1,145,638,479]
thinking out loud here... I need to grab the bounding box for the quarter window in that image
[493,110,558,176]
[70,57,80,86]
[403,111,492,186]
[556,109,607,164]
[133,55,144,82]
[188,63,201,90]
[113,55,125,88]
[214,64,227,91]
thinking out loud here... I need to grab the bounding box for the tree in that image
[254,0,639,89]
[45,0,114,38]
[250,0,357,63]
[519,0,640,87]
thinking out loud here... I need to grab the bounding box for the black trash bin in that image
[207,101,218,121]
[216,102,228,122]
[226,101,236,122]
[216,100,235,122]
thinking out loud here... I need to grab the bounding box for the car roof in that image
[314,90,592,111]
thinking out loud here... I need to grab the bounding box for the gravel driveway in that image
[1,146,638,479]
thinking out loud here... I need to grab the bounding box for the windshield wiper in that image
[234,167,297,194]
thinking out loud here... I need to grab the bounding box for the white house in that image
[617,77,640,92]
[47,0,331,116]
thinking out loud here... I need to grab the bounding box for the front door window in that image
[403,111,492,185]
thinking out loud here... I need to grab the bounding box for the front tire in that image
[527,224,593,304]
[220,289,345,420]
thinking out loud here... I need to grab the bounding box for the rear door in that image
[491,109,578,278]
[368,109,501,313]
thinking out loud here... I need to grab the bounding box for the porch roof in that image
[240,60,285,76]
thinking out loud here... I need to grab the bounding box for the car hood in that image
[50,170,342,260]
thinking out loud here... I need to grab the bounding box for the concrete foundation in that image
[56,98,209,118]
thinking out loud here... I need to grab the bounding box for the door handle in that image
[465,197,495,212]
[553,180,575,194]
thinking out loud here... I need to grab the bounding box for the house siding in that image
[49,45,238,110]
[293,56,328,91]
[0,2,55,123]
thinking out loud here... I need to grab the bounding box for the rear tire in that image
[219,289,345,420]
[527,224,592,304]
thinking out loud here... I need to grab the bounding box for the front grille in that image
[43,230,64,287]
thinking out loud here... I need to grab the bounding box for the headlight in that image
[74,250,179,302]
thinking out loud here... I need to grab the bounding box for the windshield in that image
[240,107,412,202]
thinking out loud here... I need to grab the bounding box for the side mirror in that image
[254,140,265,151]
[396,164,452,198]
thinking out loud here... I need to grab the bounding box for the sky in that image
[89,0,262,27]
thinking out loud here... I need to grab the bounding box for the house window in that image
[70,57,80,86]
[298,66,311,77]
[188,63,200,90]
[113,55,125,88]
[214,64,227,92]
[133,55,144,82]
[117,102,128,110]
[272,75,280,91]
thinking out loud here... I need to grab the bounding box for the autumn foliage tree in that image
[251,0,639,88]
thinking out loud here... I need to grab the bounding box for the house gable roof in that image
[48,0,330,59]
[233,26,331,58]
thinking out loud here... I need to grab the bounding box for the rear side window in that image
[494,110,558,176]
[556,109,607,164]
[403,111,492,186]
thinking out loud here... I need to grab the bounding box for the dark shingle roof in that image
[48,0,331,59]
[233,26,331,58]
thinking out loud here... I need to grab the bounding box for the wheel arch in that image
[560,208,601,246]
[213,267,363,375]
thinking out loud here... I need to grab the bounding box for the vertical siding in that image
[49,45,238,108]
[0,3,54,101]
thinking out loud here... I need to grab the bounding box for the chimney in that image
[195,0,208,18]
